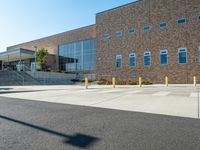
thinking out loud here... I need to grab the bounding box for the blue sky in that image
[0,0,136,52]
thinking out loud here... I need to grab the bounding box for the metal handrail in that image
[23,64,31,71]
[7,67,24,86]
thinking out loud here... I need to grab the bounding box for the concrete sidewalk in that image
[0,84,199,119]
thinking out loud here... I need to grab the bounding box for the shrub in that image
[36,68,42,71]
[97,79,112,85]
[128,80,138,85]
[142,80,153,85]
[81,79,96,83]
[71,79,80,82]
[96,78,152,85]
[97,80,105,85]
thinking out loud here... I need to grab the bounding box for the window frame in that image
[197,16,200,22]
[143,25,152,32]
[160,22,168,29]
[144,51,151,67]
[116,54,122,68]
[198,46,200,62]
[103,33,110,40]
[160,49,168,65]
[115,31,123,37]
[129,28,136,34]
[129,53,136,68]
[177,18,187,25]
[178,48,187,64]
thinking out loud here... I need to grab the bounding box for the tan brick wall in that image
[7,25,96,69]
[96,0,200,84]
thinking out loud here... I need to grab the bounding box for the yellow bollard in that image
[193,76,197,87]
[139,77,142,87]
[85,78,88,89]
[112,77,116,88]
[165,76,169,87]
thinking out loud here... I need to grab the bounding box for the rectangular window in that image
[129,53,136,67]
[178,48,187,64]
[116,55,122,68]
[160,22,167,29]
[177,18,187,25]
[115,31,123,37]
[103,33,110,40]
[144,51,151,67]
[198,46,200,62]
[143,26,152,32]
[129,28,136,34]
[160,50,168,65]
[198,16,200,22]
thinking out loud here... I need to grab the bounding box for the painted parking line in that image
[152,91,170,96]
[97,89,127,94]
[78,89,103,94]
[190,93,199,98]
[124,90,143,94]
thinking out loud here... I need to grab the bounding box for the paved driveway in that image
[0,96,200,150]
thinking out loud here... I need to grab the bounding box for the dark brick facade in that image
[96,0,200,84]
[7,25,96,69]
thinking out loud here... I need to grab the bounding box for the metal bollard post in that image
[139,77,142,87]
[112,77,116,88]
[165,76,169,87]
[193,76,197,87]
[85,78,88,89]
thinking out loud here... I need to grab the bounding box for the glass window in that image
[144,51,151,67]
[116,55,122,68]
[177,18,187,25]
[178,48,187,64]
[143,26,152,32]
[103,33,110,40]
[198,46,200,62]
[160,50,168,65]
[115,31,123,37]
[129,28,136,34]
[58,39,96,72]
[129,53,136,67]
[160,22,167,29]
[198,16,200,22]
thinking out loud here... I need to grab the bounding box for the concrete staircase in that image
[0,70,77,86]
[0,70,40,86]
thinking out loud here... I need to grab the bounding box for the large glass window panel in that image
[58,39,96,72]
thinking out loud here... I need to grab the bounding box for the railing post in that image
[193,76,197,87]
[112,77,116,88]
[139,77,142,87]
[22,77,24,86]
[165,76,169,87]
[85,78,88,89]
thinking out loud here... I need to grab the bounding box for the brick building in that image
[96,0,200,84]
[0,0,200,83]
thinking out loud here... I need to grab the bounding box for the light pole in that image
[33,46,37,71]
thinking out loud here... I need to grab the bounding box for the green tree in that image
[36,48,49,70]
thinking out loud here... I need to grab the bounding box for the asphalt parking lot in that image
[1,96,200,150]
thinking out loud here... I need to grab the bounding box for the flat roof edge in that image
[7,24,96,50]
[96,0,143,15]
